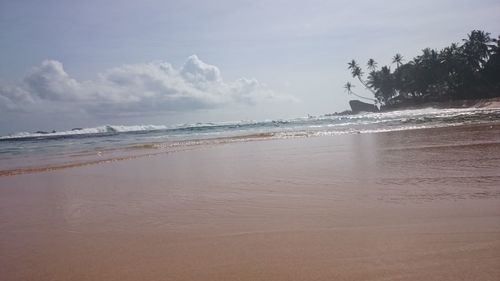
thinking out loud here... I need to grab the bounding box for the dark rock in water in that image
[349,100,379,114]
[71,128,83,131]
[324,110,353,116]
[34,130,56,134]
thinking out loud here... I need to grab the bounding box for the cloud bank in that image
[0,55,294,117]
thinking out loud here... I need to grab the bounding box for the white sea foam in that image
[1,107,499,142]
[0,125,168,140]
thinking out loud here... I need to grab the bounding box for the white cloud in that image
[181,55,222,84]
[0,55,295,116]
[0,85,36,112]
[24,60,82,101]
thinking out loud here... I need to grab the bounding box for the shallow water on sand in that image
[0,123,499,280]
[1,107,500,175]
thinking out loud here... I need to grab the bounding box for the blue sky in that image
[1,0,499,134]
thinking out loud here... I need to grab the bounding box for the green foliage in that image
[346,30,500,109]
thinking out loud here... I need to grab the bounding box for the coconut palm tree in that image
[373,66,396,103]
[392,53,404,68]
[348,60,363,78]
[462,30,493,71]
[483,35,500,94]
[344,82,376,102]
[347,59,358,71]
[367,58,378,72]
[439,43,463,96]
[347,59,377,97]
[344,82,354,94]
[346,30,499,107]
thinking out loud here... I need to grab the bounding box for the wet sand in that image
[1,124,500,281]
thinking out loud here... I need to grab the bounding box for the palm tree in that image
[347,59,377,96]
[348,60,363,78]
[345,30,499,107]
[373,66,396,103]
[347,59,358,71]
[367,58,378,72]
[439,43,462,95]
[483,35,500,94]
[344,82,376,102]
[344,82,354,94]
[392,53,404,68]
[462,30,493,71]
[410,48,444,99]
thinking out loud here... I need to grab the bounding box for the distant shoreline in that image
[345,30,500,113]
[380,96,500,111]
[328,97,500,116]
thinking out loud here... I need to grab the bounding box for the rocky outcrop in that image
[349,100,379,113]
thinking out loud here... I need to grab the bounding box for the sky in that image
[1,0,499,134]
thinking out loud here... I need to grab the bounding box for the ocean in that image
[1,107,499,174]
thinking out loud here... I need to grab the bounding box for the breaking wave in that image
[2,108,500,142]
[0,125,168,140]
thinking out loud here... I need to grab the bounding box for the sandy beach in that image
[1,123,500,281]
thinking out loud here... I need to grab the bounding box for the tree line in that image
[345,30,500,109]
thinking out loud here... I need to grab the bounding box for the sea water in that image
[1,107,499,173]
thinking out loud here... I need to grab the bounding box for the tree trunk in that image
[357,76,377,96]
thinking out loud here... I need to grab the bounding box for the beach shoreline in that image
[328,97,500,116]
[381,96,500,111]
[1,123,499,280]
[2,121,499,178]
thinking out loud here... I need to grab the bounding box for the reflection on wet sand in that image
[1,124,499,281]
